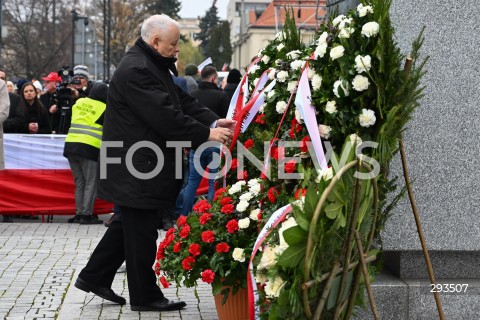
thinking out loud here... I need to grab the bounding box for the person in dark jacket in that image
[64,82,109,225]
[39,72,62,133]
[176,66,230,217]
[18,83,50,134]
[74,14,235,312]
[223,68,242,102]
[0,69,26,135]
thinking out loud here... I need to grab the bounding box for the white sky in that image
[179,0,229,19]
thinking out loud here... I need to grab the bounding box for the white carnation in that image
[312,74,322,91]
[257,246,277,270]
[325,100,337,114]
[349,133,363,146]
[236,200,249,212]
[248,64,260,74]
[228,180,246,194]
[338,17,353,30]
[239,192,253,202]
[287,81,297,93]
[253,78,259,87]
[330,45,345,60]
[249,183,262,195]
[307,68,316,79]
[261,55,270,64]
[268,68,276,80]
[238,217,250,229]
[276,70,289,83]
[357,3,374,17]
[286,50,302,60]
[267,90,276,99]
[332,15,346,26]
[265,276,286,298]
[290,60,305,70]
[339,27,354,39]
[314,43,328,59]
[276,43,285,51]
[259,103,266,113]
[295,109,303,124]
[361,21,380,38]
[354,55,372,73]
[317,31,328,45]
[318,124,332,139]
[248,178,260,188]
[249,208,260,221]
[352,74,370,91]
[276,101,288,114]
[232,248,245,262]
[315,167,334,183]
[333,79,349,98]
[359,108,376,127]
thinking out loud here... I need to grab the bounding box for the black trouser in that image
[78,206,164,305]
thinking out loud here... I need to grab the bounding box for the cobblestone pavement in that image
[0,217,217,320]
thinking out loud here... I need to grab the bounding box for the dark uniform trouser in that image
[78,206,164,305]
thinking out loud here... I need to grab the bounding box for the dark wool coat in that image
[97,38,218,209]
[190,81,230,118]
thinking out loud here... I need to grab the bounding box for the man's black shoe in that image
[2,215,13,223]
[131,297,186,311]
[79,215,103,225]
[68,215,82,223]
[74,277,126,305]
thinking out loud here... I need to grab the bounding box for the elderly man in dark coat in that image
[74,14,235,312]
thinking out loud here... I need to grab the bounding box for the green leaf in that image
[277,243,306,268]
[293,208,310,232]
[324,202,344,220]
[283,226,308,246]
[326,270,354,311]
[304,187,318,219]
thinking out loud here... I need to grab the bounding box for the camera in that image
[53,66,76,134]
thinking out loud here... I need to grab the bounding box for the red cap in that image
[42,72,62,82]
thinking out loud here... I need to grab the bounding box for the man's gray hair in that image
[141,14,179,42]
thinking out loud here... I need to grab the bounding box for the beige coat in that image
[0,80,10,170]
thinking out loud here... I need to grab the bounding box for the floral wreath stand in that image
[299,59,445,320]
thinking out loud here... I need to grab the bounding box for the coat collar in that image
[198,81,220,90]
[134,37,178,76]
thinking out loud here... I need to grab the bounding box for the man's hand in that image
[49,104,58,114]
[216,119,236,133]
[208,127,233,144]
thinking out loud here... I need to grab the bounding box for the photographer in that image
[72,65,94,98]
[39,72,62,133]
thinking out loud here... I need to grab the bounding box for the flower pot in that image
[214,287,249,320]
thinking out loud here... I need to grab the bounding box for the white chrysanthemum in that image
[267,90,276,99]
[228,180,246,194]
[332,15,346,26]
[286,50,302,60]
[318,124,332,139]
[357,3,374,17]
[265,276,286,298]
[248,178,260,188]
[338,17,353,30]
[349,133,363,146]
[333,79,349,98]
[276,70,289,83]
[276,43,285,51]
[257,246,278,270]
[259,103,266,113]
[295,109,303,124]
[236,200,249,212]
[339,27,354,39]
[361,21,380,37]
[325,100,337,114]
[352,74,370,91]
[249,183,262,195]
[261,55,270,64]
[287,81,297,93]
[354,55,372,73]
[232,248,245,262]
[268,68,276,80]
[307,68,316,79]
[249,208,260,221]
[239,192,253,202]
[359,108,376,127]
[330,45,345,60]
[317,31,328,45]
[315,43,328,59]
[315,167,334,183]
[276,101,288,114]
[238,217,250,229]
[248,64,260,74]
[312,74,322,91]
[290,60,305,70]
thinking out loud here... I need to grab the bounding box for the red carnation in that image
[267,187,279,203]
[154,261,161,275]
[202,230,215,243]
[220,197,233,206]
[214,188,227,201]
[179,225,191,238]
[244,139,254,149]
[177,215,187,227]
[201,269,215,284]
[165,227,175,237]
[188,243,201,256]
[255,114,266,124]
[221,204,234,215]
[181,256,196,271]
[193,199,212,213]
[173,242,182,253]
[199,213,212,225]
[285,160,296,174]
[159,276,170,288]
[230,158,238,171]
[156,247,165,260]
[295,188,307,200]
[216,242,230,253]
[226,219,239,233]
[300,136,311,153]
[161,234,174,248]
